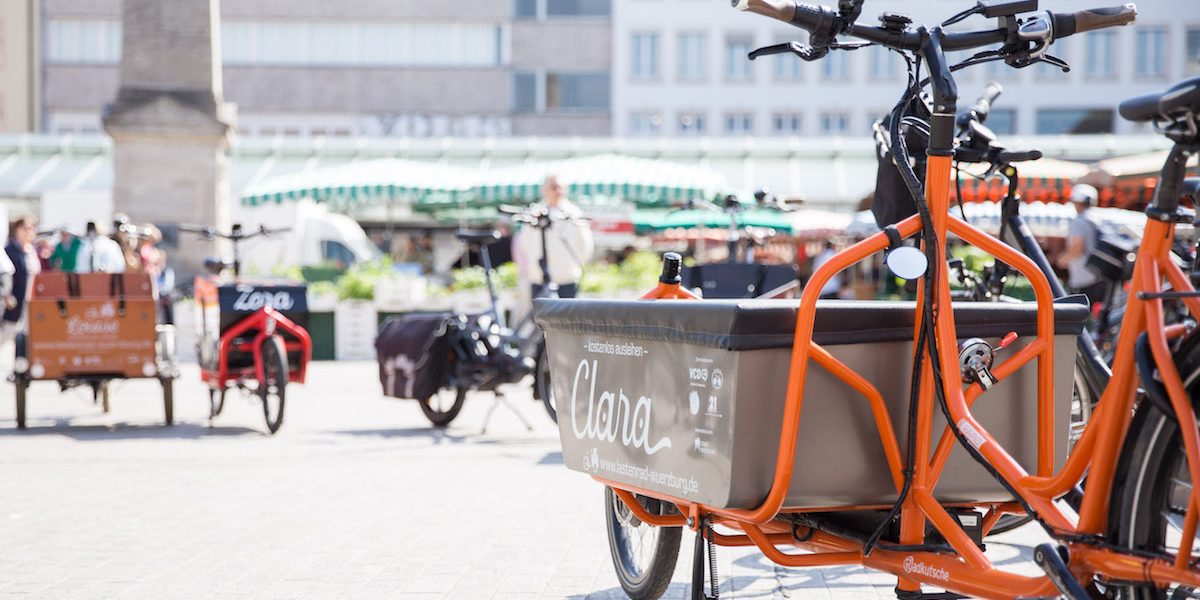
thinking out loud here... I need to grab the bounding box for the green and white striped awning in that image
[634,207,851,238]
[240,159,475,207]
[474,154,731,206]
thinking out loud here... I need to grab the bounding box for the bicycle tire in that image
[535,343,556,423]
[15,377,27,429]
[259,335,287,434]
[1108,330,1200,598]
[419,384,467,427]
[605,487,681,600]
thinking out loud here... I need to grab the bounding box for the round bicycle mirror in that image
[886,246,928,280]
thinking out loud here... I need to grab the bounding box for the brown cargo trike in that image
[12,271,178,428]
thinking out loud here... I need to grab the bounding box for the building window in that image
[515,0,610,18]
[677,33,707,82]
[1085,31,1116,78]
[46,19,122,64]
[222,22,504,67]
[724,113,753,135]
[1136,28,1168,78]
[1188,29,1200,76]
[820,112,849,134]
[546,0,611,17]
[772,38,802,81]
[772,113,802,135]
[629,112,663,136]
[546,72,610,112]
[986,109,1017,135]
[514,0,538,18]
[821,50,850,81]
[725,35,753,81]
[1035,108,1113,134]
[631,32,660,81]
[678,112,707,135]
[512,71,540,113]
[868,45,899,80]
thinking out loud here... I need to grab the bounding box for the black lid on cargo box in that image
[532,298,1088,351]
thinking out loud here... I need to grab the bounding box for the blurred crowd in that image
[0,215,175,335]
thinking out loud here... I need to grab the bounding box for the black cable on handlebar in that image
[863,50,926,557]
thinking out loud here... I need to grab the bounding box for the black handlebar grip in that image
[660,252,683,285]
[1053,4,1136,38]
[996,149,1043,164]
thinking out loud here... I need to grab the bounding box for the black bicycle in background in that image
[411,204,571,428]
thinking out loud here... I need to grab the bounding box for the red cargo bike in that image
[184,224,312,434]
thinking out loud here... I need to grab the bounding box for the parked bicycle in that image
[377,203,574,427]
[533,3,1200,599]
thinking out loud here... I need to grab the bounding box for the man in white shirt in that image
[514,175,594,299]
[1056,184,1103,300]
[75,221,128,274]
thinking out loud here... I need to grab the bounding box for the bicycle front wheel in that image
[605,487,681,600]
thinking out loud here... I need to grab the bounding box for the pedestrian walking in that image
[513,174,594,299]
[1056,184,1104,302]
[4,218,41,333]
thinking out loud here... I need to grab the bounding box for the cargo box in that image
[27,272,158,379]
[534,299,1086,510]
[193,276,308,371]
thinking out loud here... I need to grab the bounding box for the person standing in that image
[75,221,128,273]
[4,218,41,331]
[50,228,81,272]
[514,175,594,299]
[1056,184,1104,301]
[812,240,843,299]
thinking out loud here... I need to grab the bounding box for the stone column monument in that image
[103,0,236,278]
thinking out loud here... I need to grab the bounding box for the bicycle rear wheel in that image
[1109,332,1200,598]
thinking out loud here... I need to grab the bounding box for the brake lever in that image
[748,42,827,62]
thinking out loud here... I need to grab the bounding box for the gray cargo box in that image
[534,299,1087,510]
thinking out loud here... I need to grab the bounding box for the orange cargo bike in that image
[13,271,178,428]
[535,2,1200,599]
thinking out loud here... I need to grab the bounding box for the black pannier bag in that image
[871,95,931,229]
[1086,233,1137,282]
[375,313,454,400]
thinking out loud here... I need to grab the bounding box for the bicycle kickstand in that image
[691,519,719,600]
[479,389,535,435]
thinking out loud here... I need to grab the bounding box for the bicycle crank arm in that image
[1033,543,1089,600]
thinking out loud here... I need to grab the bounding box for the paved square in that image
[0,362,1046,599]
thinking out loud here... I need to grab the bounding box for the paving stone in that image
[0,361,1047,599]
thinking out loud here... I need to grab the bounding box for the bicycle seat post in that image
[478,242,505,329]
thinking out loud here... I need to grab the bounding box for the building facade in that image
[0,0,39,133]
[613,0,1200,138]
[42,0,613,137]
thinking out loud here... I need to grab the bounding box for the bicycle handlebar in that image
[178,224,288,240]
[736,1,1135,53]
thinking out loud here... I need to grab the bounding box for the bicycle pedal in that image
[1033,543,1088,600]
[893,588,967,600]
